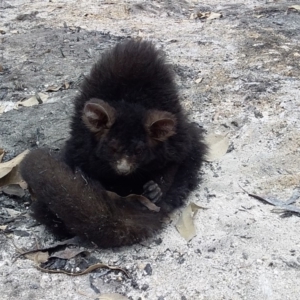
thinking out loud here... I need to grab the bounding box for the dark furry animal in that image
[20,39,207,248]
[21,149,163,248]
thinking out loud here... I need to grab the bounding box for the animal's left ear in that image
[145,110,177,142]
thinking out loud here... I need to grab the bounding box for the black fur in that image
[21,39,207,247]
[21,149,163,248]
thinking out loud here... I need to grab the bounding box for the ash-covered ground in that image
[1,1,300,299]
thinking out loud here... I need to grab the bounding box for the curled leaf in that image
[176,202,207,241]
[205,133,229,161]
[16,93,49,107]
[207,12,222,20]
[288,5,300,11]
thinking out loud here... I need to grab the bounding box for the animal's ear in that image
[145,110,177,142]
[82,98,116,133]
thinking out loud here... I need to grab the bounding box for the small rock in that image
[144,263,152,275]
[242,252,249,260]
[178,257,185,264]
[154,238,162,245]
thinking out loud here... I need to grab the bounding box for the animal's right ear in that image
[82,98,116,134]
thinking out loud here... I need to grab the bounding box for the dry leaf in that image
[2,184,25,197]
[0,150,29,179]
[241,185,300,215]
[64,81,70,89]
[207,12,222,20]
[0,101,16,114]
[0,167,14,180]
[0,148,4,162]
[197,12,208,19]
[25,251,49,264]
[176,202,206,241]
[0,150,29,193]
[0,225,8,231]
[190,13,197,19]
[50,248,88,260]
[205,133,229,161]
[5,208,22,218]
[16,93,49,107]
[97,294,129,300]
[0,166,27,190]
[191,11,222,20]
[195,77,203,84]
[46,81,70,92]
[17,237,81,260]
[288,5,300,11]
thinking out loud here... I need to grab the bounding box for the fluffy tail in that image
[20,149,163,248]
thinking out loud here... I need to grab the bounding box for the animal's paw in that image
[142,180,162,203]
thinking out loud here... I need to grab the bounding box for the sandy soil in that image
[1,1,300,299]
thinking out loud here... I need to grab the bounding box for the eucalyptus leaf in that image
[205,133,229,161]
